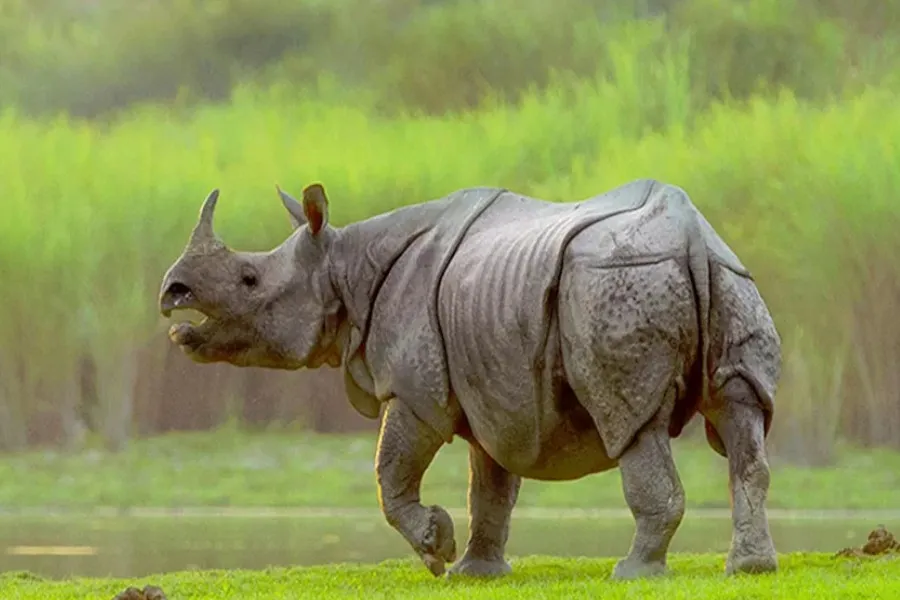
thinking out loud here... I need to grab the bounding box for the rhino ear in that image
[301,183,329,236]
[276,185,306,230]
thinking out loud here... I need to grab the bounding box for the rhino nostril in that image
[166,282,192,298]
[160,281,196,317]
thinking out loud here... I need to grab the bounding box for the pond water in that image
[1,511,892,580]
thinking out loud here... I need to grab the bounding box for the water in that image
[1,511,891,580]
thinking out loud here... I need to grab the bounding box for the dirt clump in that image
[835,525,900,558]
[112,585,167,600]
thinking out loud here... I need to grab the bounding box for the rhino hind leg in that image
[375,398,456,576]
[706,377,778,576]
[612,386,686,581]
[447,442,522,578]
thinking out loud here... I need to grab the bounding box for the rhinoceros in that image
[158,179,780,580]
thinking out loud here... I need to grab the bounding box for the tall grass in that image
[2,50,900,459]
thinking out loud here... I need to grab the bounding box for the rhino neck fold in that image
[324,206,440,397]
[330,219,426,342]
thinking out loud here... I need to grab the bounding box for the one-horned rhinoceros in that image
[158,178,781,580]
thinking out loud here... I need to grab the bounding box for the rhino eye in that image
[241,273,258,288]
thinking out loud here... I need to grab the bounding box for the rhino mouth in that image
[157,283,259,365]
[167,308,213,349]
[159,282,216,351]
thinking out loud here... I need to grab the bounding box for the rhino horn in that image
[189,188,220,245]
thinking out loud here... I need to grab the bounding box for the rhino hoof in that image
[419,505,457,577]
[447,556,512,578]
[423,553,448,577]
[726,551,778,576]
[611,558,667,580]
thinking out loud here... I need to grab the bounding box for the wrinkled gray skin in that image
[159,179,781,580]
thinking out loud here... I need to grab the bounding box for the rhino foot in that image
[447,555,511,578]
[418,505,457,577]
[611,558,667,581]
[726,546,778,576]
[710,384,779,578]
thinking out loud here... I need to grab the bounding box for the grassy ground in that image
[3,554,898,599]
[2,428,899,511]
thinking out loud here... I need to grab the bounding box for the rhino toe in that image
[726,551,778,576]
[419,505,456,577]
[611,558,668,580]
[447,555,512,578]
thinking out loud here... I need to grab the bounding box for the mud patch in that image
[835,526,900,559]
[112,585,167,600]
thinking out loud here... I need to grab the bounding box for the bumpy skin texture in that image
[158,179,781,580]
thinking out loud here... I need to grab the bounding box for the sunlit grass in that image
[3,553,898,599]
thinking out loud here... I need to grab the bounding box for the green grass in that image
[3,554,898,599]
[2,429,899,511]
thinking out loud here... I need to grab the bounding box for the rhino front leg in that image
[710,377,778,576]
[375,398,456,576]
[448,442,521,578]
[613,405,685,580]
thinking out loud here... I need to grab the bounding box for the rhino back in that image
[692,205,751,277]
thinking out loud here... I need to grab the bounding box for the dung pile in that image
[835,525,900,558]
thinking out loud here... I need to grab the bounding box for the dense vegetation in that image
[3,0,899,118]
[2,0,900,465]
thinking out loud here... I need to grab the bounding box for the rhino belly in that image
[511,394,620,480]
[448,368,619,479]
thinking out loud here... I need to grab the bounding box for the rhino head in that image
[157,184,344,370]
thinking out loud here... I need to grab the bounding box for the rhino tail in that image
[667,197,717,453]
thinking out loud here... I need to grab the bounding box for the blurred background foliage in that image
[1,0,899,467]
[3,0,898,118]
